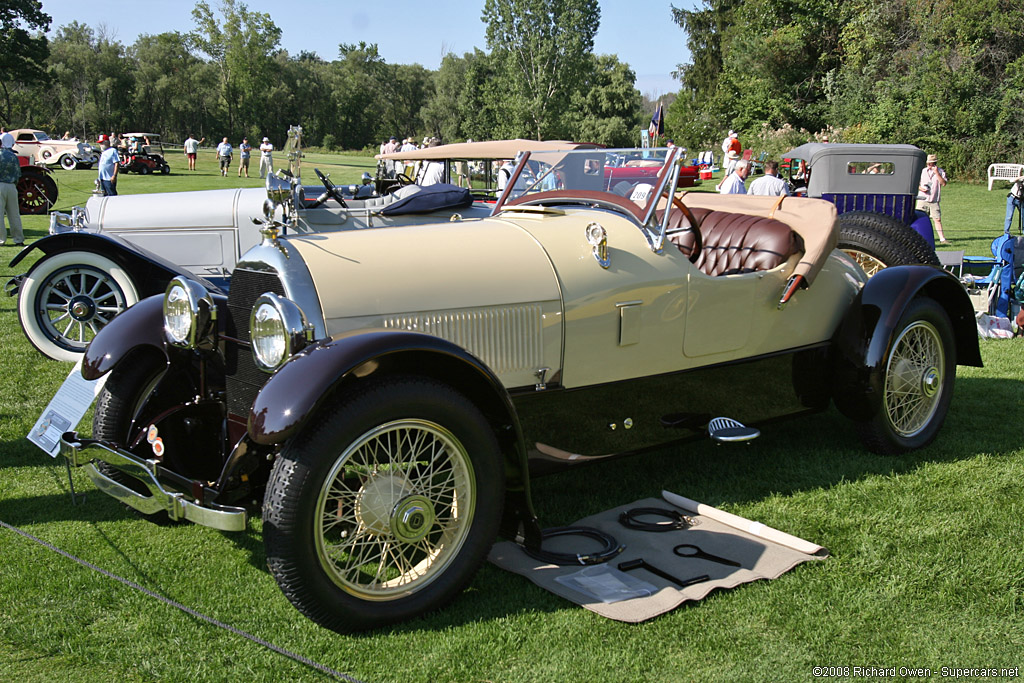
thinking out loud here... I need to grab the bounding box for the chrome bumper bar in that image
[60,432,248,532]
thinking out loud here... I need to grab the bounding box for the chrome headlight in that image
[250,292,312,372]
[163,277,217,349]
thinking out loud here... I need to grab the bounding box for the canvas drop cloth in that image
[488,496,827,623]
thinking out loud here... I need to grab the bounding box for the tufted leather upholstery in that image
[663,207,803,276]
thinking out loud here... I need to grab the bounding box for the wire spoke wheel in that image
[315,419,476,600]
[883,320,944,438]
[37,264,129,351]
[842,249,888,277]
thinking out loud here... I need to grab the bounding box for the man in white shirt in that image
[718,159,750,195]
[259,137,274,178]
[747,160,791,196]
[216,137,232,177]
[183,134,204,171]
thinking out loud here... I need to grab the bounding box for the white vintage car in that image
[9,128,98,170]
[7,127,487,361]
[58,144,981,632]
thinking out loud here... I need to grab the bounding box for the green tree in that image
[190,0,282,136]
[569,54,644,146]
[482,0,600,140]
[0,0,51,125]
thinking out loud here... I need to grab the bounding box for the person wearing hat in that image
[237,137,252,178]
[258,136,274,178]
[918,153,948,243]
[97,134,120,196]
[721,130,741,178]
[0,132,25,246]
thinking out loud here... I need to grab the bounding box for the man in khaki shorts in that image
[918,153,948,243]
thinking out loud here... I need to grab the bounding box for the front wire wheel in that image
[264,376,504,632]
[856,298,956,454]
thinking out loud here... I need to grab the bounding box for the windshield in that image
[34,131,51,141]
[496,147,681,224]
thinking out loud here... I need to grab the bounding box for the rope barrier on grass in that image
[0,518,365,682]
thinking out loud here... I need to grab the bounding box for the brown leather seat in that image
[663,207,803,276]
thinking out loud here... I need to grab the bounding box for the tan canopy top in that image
[376,139,599,161]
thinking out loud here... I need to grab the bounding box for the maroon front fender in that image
[82,294,168,380]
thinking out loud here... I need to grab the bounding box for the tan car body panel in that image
[287,200,865,392]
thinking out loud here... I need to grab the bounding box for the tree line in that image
[667,0,1024,179]
[0,0,646,151]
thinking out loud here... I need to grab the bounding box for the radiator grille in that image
[224,269,286,417]
[383,305,544,374]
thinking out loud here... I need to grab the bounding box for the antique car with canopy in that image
[57,145,980,632]
[783,143,940,276]
[9,128,98,170]
[117,133,171,175]
[6,127,481,362]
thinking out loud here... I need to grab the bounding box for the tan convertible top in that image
[377,139,599,161]
[677,193,838,285]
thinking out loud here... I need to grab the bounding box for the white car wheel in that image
[59,154,78,171]
[18,251,139,362]
[39,146,56,162]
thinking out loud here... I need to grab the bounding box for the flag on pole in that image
[648,104,664,142]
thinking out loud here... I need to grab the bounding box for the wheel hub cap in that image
[921,367,941,397]
[390,495,435,543]
[68,295,95,321]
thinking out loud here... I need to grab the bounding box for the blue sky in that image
[40,0,696,98]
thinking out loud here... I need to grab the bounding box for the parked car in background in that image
[118,133,171,175]
[15,155,58,215]
[9,128,98,170]
[6,126,487,362]
[783,143,940,275]
[58,144,979,632]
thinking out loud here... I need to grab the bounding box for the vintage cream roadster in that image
[57,146,980,631]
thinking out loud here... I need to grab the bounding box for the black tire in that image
[59,154,78,171]
[838,211,939,266]
[139,164,151,175]
[854,297,956,454]
[93,355,178,524]
[837,223,919,278]
[263,376,504,632]
[160,164,170,174]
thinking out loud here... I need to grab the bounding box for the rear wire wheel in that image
[855,298,956,454]
[838,211,939,267]
[263,375,504,632]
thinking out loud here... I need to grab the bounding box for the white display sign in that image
[28,360,108,457]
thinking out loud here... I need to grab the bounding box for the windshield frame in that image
[492,146,685,251]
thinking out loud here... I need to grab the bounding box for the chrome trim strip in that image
[60,433,247,532]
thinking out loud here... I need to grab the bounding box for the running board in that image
[707,417,760,443]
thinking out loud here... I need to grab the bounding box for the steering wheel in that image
[672,195,702,263]
[313,168,348,208]
[395,172,413,187]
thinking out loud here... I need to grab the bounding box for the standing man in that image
[237,137,252,178]
[259,137,274,179]
[97,135,120,196]
[216,137,233,177]
[382,136,399,177]
[747,160,791,196]
[721,130,741,178]
[0,133,25,246]
[1004,172,1023,234]
[918,153,948,243]
[183,134,204,171]
[718,159,750,195]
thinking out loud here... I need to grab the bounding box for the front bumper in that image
[60,431,247,532]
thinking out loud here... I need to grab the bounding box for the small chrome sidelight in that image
[586,222,610,268]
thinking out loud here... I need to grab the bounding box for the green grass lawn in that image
[1,155,1022,681]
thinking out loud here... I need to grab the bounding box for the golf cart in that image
[119,133,170,175]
